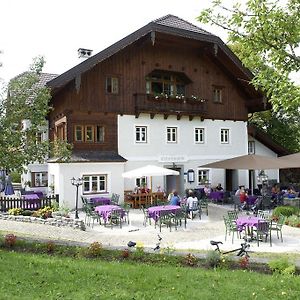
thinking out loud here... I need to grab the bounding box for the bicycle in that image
[210,238,251,258]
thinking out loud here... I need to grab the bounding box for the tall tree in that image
[198,0,300,112]
[0,56,71,173]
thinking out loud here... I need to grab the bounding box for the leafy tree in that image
[0,56,71,173]
[198,0,300,112]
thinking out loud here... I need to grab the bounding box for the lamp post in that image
[71,177,83,219]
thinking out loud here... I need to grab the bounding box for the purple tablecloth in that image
[209,191,224,201]
[94,205,124,221]
[236,216,263,231]
[246,195,257,205]
[23,194,40,200]
[148,205,181,221]
[90,197,111,205]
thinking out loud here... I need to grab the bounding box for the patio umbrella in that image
[278,152,300,168]
[4,174,14,196]
[199,154,289,194]
[122,165,179,191]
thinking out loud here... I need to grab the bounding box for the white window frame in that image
[83,174,107,194]
[135,126,148,143]
[197,169,209,185]
[32,172,48,187]
[194,127,205,144]
[220,128,230,144]
[166,126,178,143]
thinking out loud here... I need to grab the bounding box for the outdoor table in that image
[148,205,181,221]
[246,195,257,205]
[209,191,224,203]
[236,216,264,239]
[90,197,111,205]
[23,194,41,209]
[94,205,125,222]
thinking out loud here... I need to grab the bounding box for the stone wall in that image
[0,213,86,231]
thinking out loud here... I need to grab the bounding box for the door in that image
[225,169,233,191]
[165,167,182,195]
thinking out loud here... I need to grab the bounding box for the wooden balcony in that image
[134,93,208,120]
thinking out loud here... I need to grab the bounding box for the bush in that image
[4,234,17,247]
[206,250,221,268]
[32,206,53,219]
[272,206,299,218]
[268,258,296,275]
[85,242,103,258]
[22,210,33,216]
[8,208,23,216]
[183,253,198,267]
[285,215,300,227]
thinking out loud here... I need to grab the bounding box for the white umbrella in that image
[122,165,179,191]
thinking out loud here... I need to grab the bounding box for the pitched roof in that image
[47,14,253,92]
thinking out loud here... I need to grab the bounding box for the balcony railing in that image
[134,93,208,118]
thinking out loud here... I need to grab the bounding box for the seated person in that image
[215,183,224,191]
[204,184,211,195]
[186,191,198,213]
[286,186,297,198]
[238,186,248,204]
[169,190,181,206]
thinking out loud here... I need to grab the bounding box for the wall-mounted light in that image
[257,170,268,183]
[187,169,195,183]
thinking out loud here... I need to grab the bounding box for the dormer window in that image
[146,70,191,97]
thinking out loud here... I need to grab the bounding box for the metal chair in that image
[199,197,208,216]
[256,220,271,247]
[189,201,201,219]
[108,209,123,229]
[223,215,240,244]
[270,214,285,242]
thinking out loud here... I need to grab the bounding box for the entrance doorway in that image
[225,169,233,191]
[165,167,182,195]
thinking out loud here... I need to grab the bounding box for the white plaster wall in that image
[48,162,125,209]
[248,135,280,183]
[118,114,249,192]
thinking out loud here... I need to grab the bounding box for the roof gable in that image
[47,14,254,93]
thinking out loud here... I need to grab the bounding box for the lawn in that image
[0,250,300,300]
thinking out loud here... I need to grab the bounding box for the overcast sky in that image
[0,0,232,84]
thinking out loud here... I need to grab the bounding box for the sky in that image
[0,0,231,84]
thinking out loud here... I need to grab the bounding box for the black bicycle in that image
[210,238,251,258]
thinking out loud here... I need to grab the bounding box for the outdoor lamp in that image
[71,177,83,219]
[257,170,268,183]
[187,169,195,183]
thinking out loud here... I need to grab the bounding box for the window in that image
[135,126,147,143]
[220,129,229,144]
[195,128,205,143]
[166,127,177,143]
[213,87,223,103]
[36,132,43,144]
[32,172,48,187]
[75,125,84,142]
[56,123,66,141]
[197,169,209,185]
[248,141,255,154]
[74,125,105,143]
[83,174,107,194]
[136,177,147,187]
[96,126,105,143]
[85,126,94,142]
[146,71,188,97]
[106,77,119,94]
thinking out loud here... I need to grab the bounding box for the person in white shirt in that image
[186,190,198,217]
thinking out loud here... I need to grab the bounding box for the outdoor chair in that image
[83,204,101,228]
[159,211,172,232]
[108,209,123,229]
[233,195,242,211]
[227,210,238,222]
[262,195,273,211]
[199,197,208,216]
[171,208,187,230]
[120,203,130,225]
[189,201,201,220]
[111,193,120,205]
[223,215,240,244]
[255,220,271,247]
[270,214,285,242]
[141,206,151,226]
[256,210,270,220]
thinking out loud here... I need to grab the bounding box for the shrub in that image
[33,206,53,219]
[4,234,17,247]
[121,249,130,258]
[183,253,198,267]
[239,256,250,269]
[206,250,221,268]
[85,242,103,258]
[8,208,23,216]
[285,215,300,227]
[268,258,296,275]
[272,206,299,218]
[22,210,33,216]
[45,241,55,254]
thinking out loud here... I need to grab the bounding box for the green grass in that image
[0,250,300,300]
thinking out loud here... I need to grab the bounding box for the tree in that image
[0,56,71,173]
[198,0,300,112]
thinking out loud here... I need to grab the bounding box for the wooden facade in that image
[47,15,265,155]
